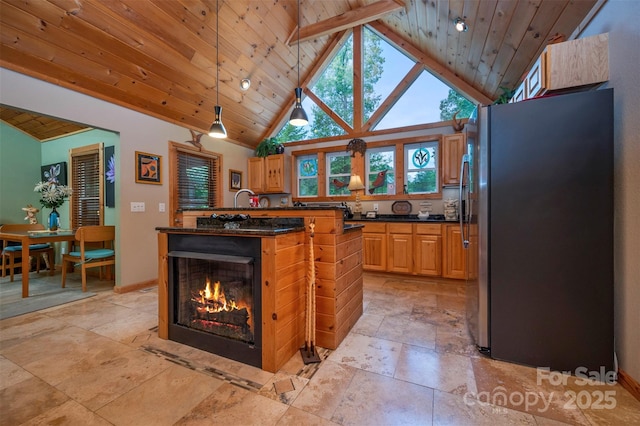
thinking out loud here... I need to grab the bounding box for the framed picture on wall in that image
[229,169,242,191]
[41,162,67,185]
[104,146,115,207]
[135,151,162,184]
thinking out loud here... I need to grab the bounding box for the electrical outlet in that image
[159,202,166,212]
[373,203,379,211]
[130,202,145,212]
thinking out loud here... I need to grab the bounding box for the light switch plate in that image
[130,202,145,212]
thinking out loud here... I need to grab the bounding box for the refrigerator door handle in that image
[459,154,470,248]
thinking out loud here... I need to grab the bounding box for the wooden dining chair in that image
[61,225,115,292]
[1,224,55,282]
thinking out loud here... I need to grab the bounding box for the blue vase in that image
[49,208,59,231]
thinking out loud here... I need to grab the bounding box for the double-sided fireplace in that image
[168,234,262,367]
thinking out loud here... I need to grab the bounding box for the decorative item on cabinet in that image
[255,137,284,158]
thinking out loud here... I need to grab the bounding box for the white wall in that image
[582,0,640,382]
[0,68,253,289]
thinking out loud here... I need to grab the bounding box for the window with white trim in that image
[404,141,438,194]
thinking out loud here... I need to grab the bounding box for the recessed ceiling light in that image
[454,18,468,32]
[240,78,251,90]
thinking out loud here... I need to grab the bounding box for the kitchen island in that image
[158,209,363,372]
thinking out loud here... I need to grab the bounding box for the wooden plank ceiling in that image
[0,0,597,147]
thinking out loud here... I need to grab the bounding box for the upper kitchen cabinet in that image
[442,134,466,186]
[247,154,289,194]
[511,33,609,103]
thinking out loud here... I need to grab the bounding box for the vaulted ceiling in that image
[0,0,598,146]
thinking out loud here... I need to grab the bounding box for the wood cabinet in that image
[511,33,609,103]
[387,223,412,274]
[247,154,287,193]
[355,221,448,278]
[360,222,387,271]
[442,224,466,279]
[442,133,466,186]
[414,223,442,276]
[247,157,265,192]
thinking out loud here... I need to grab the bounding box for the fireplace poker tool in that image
[301,218,321,364]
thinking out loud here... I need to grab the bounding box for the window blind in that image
[71,151,101,228]
[177,150,219,209]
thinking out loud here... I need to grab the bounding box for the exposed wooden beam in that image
[287,0,405,45]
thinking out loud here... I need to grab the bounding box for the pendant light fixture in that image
[289,0,309,126]
[208,0,227,138]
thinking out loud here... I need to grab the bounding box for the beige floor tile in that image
[2,324,104,369]
[376,314,437,349]
[175,382,289,425]
[54,347,171,411]
[0,356,33,390]
[411,305,466,331]
[436,294,466,311]
[22,399,113,426]
[0,313,67,350]
[350,312,384,336]
[563,376,640,425]
[89,309,157,342]
[277,406,340,425]
[43,298,139,331]
[327,333,402,377]
[364,297,414,317]
[0,376,69,425]
[471,357,591,425]
[433,389,537,425]
[1,272,637,426]
[331,369,434,425]
[258,372,309,405]
[394,344,477,396]
[435,327,480,357]
[291,360,357,419]
[96,364,223,426]
[18,332,133,386]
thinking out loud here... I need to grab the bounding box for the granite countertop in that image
[346,214,458,223]
[178,206,345,212]
[156,226,305,236]
[157,216,306,236]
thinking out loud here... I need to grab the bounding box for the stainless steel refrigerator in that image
[461,89,614,373]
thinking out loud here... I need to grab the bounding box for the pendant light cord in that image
[297,0,301,88]
[216,0,220,106]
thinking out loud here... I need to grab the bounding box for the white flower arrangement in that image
[34,181,73,209]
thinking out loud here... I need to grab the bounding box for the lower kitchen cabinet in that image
[387,223,413,274]
[361,222,387,271]
[355,221,454,278]
[442,224,466,279]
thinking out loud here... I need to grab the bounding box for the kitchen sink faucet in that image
[234,188,255,208]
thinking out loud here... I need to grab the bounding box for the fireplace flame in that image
[198,279,239,312]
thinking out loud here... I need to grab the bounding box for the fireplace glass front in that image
[168,235,261,367]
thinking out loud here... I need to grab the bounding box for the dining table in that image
[0,229,76,298]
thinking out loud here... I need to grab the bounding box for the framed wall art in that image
[104,145,115,207]
[41,162,67,185]
[229,169,242,191]
[135,151,162,184]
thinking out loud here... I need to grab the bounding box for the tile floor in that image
[1,272,639,425]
